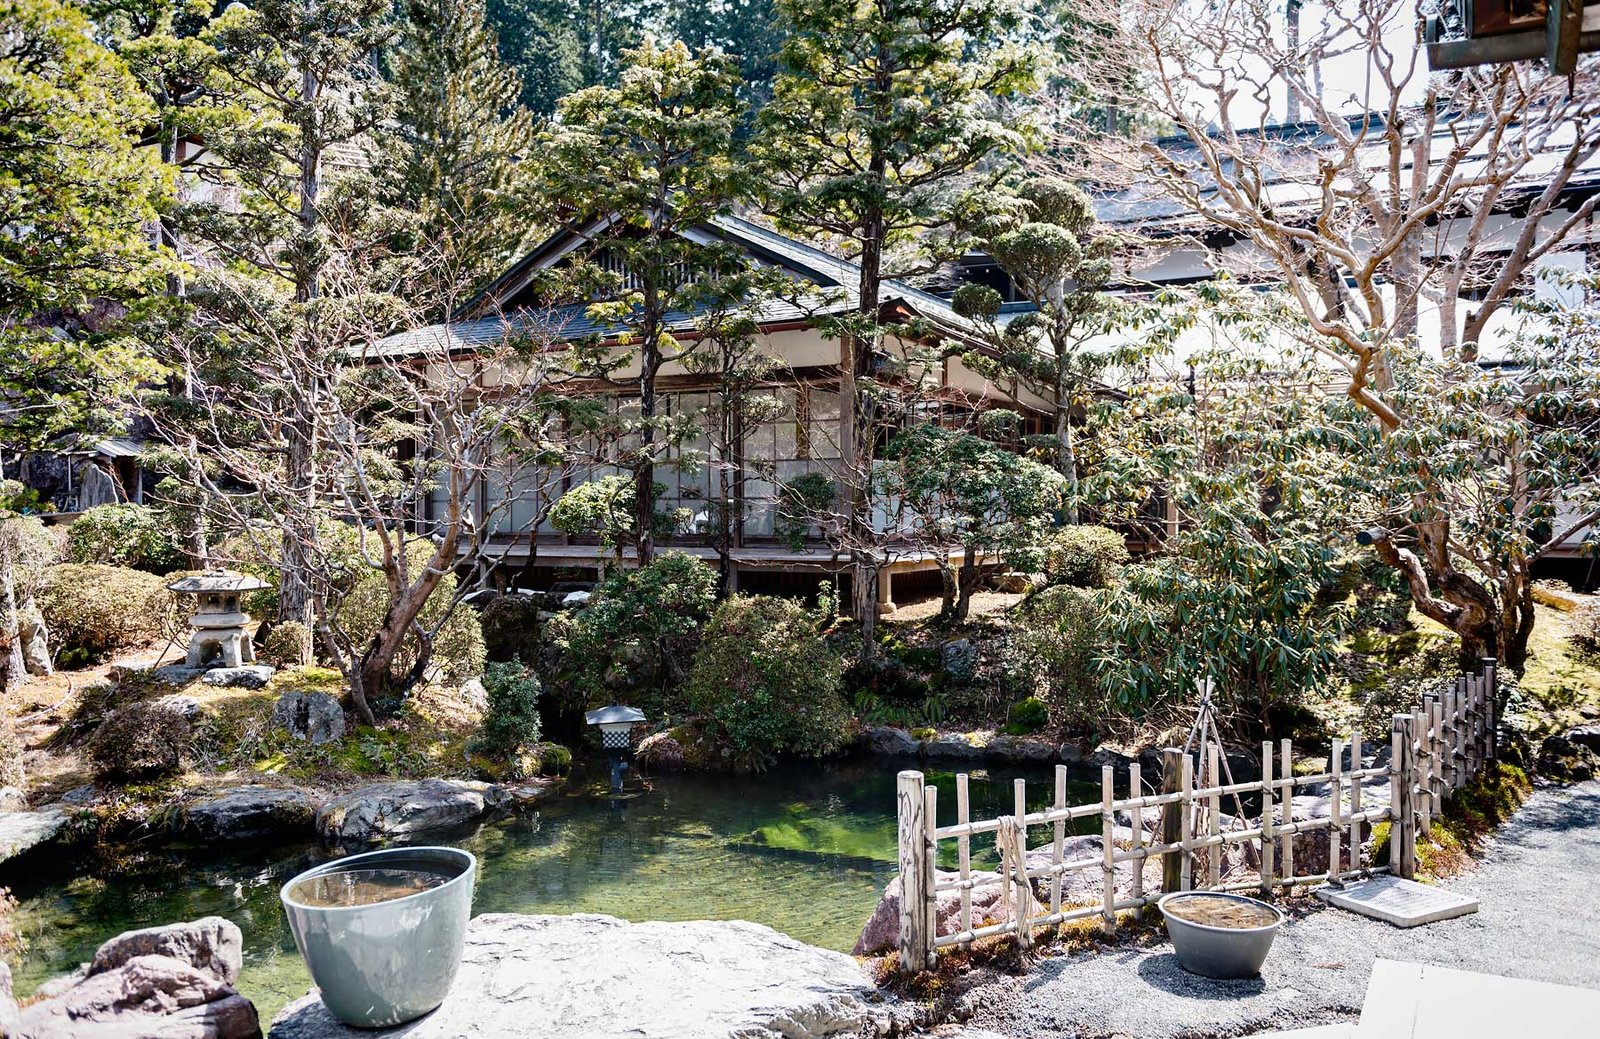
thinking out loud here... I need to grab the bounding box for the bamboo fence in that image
[894,658,1499,973]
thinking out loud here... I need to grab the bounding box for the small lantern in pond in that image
[586,704,645,793]
[167,569,270,669]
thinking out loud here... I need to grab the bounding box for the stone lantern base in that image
[184,615,257,669]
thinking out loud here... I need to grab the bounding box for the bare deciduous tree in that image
[1067,0,1600,667]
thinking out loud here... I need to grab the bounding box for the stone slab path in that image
[951,780,1600,1038]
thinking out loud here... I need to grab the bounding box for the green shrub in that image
[88,700,191,779]
[775,473,835,551]
[558,552,717,713]
[1005,695,1049,735]
[478,593,542,662]
[471,659,543,775]
[37,564,177,667]
[550,475,685,561]
[684,595,848,768]
[65,504,184,573]
[1040,525,1129,589]
[260,621,313,667]
[1008,585,1106,735]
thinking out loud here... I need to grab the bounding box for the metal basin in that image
[281,846,476,1027]
[1157,891,1284,979]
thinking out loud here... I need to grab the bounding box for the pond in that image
[10,760,1097,1021]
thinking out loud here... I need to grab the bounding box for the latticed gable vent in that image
[593,246,690,293]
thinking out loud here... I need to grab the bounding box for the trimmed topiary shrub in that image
[1041,525,1129,589]
[1005,695,1049,735]
[684,595,848,769]
[37,564,177,667]
[470,659,543,779]
[64,504,184,574]
[260,620,313,667]
[557,552,718,713]
[88,699,191,779]
[478,592,542,662]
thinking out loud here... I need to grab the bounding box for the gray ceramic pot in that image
[1157,891,1284,979]
[281,846,476,1027]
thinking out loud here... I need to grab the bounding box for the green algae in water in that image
[9,761,1080,1022]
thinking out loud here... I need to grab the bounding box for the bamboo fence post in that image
[956,773,971,937]
[1128,762,1145,913]
[1420,704,1433,832]
[1207,742,1222,888]
[1440,698,1452,810]
[1328,739,1343,885]
[923,784,938,969]
[1454,679,1468,789]
[1441,684,1458,793]
[1180,751,1194,892]
[1160,748,1184,893]
[1482,657,1499,763]
[1279,738,1294,886]
[1014,778,1031,950]
[1349,730,1363,875]
[1466,671,1482,778]
[1051,765,1066,917]
[896,770,929,974]
[1260,740,1275,896]
[1394,715,1417,878]
[1389,717,1404,875]
[1101,765,1116,933]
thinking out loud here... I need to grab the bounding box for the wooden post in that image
[1428,698,1444,814]
[1279,738,1294,886]
[1051,765,1066,917]
[1420,704,1433,832]
[1392,715,1417,879]
[1206,742,1222,888]
[1389,718,1404,876]
[1014,777,1031,950]
[956,772,971,937]
[1348,730,1363,875]
[1180,751,1194,892]
[1482,657,1498,763]
[1328,739,1343,885]
[923,784,937,969]
[1101,764,1116,933]
[1160,748,1184,893]
[896,770,930,974]
[1259,740,1275,896]
[1441,685,1458,793]
[1128,762,1144,913]
[1465,671,1481,779]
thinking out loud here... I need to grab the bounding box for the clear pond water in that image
[11,761,1094,1020]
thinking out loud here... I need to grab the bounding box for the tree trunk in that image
[954,545,977,621]
[1285,0,1302,124]
[634,335,662,568]
[1056,362,1080,524]
[937,559,957,619]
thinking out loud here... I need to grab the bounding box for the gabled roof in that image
[374,213,987,359]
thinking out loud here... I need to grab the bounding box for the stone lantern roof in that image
[167,569,270,594]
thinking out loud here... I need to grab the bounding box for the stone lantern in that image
[585,704,645,793]
[167,569,270,669]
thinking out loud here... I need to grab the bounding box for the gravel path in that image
[947,780,1600,1039]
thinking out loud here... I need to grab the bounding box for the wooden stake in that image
[1279,738,1294,887]
[1101,764,1116,933]
[1014,778,1031,949]
[1260,740,1275,896]
[956,772,971,937]
[1128,762,1144,913]
[1328,739,1343,885]
[1052,765,1066,916]
[1180,752,1194,892]
[1207,742,1222,887]
[1160,748,1184,893]
[896,770,928,974]
[923,784,938,970]
[1349,730,1362,875]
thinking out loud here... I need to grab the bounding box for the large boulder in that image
[270,692,345,745]
[1537,733,1600,783]
[89,916,245,986]
[865,726,921,757]
[179,786,316,842]
[16,919,257,1039]
[270,913,883,1039]
[0,962,21,1038]
[0,807,67,867]
[315,779,510,844]
[15,954,260,1039]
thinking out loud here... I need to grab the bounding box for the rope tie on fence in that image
[995,815,1041,932]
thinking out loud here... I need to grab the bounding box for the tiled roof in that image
[371,213,986,359]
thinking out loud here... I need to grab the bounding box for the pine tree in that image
[538,39,753,566]
[379,0,537,307]
[751,0,1036,650]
